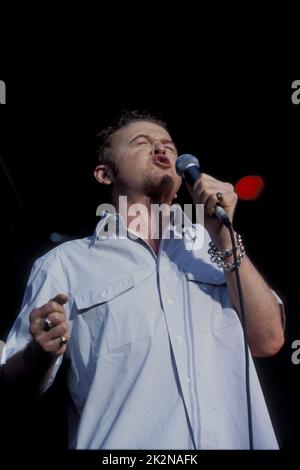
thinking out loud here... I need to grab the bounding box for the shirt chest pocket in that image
[74,276,151,354]
[184,270,240,332]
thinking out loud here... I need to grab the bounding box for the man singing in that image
[2,111,284,449]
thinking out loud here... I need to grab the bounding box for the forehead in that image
[113,121,173,144]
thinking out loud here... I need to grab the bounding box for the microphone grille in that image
[175,154,200,177]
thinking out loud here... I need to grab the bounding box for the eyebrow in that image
[129,134,176,146]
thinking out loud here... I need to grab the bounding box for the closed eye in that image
[135,139,149,145]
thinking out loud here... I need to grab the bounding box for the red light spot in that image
[235,176,265,201]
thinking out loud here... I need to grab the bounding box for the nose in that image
[152,140,166,154]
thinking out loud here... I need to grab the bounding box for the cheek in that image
[115,155,147,181]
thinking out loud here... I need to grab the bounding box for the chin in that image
[145,174,177,202]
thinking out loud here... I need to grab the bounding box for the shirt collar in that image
[91,204,198,247]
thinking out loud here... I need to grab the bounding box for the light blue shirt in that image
[3,207,280,449]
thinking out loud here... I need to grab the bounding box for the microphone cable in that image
[176,154,254,448]
[227,221,253,450]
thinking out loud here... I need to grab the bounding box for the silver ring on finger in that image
[216,192,224,202]
[59,336,68,346]
[44,316,54,332]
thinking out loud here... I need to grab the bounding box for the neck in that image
[111,191,174,252]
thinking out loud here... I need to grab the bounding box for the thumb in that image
[51,293,69,305]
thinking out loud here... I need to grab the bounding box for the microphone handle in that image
[184,166,231,227]
[183,165,201,185]
[215,205,231,227]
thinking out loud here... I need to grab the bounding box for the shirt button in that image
[167,299,174,304]
[186,377,191,383]
[177,336,183,343]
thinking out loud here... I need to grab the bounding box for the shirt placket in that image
[157,240,201,449]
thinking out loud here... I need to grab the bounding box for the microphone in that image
[176,153,231,227]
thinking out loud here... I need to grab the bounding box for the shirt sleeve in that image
[271,290,286,331]
[2,248,71,390]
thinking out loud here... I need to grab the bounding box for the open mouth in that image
[153,155,172,169]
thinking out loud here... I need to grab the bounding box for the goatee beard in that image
[144,174,175,204]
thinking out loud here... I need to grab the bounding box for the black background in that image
[0,76,299,461]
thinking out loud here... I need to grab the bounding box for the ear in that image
[94,164,113,185]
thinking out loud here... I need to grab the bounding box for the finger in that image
[30,295,68,322]
[39,301,65,318]
[39,334,70,355]
[31,310,65,335]
[30,307,44,322]
[197,180,234,202]
[205,190,237,216]
[192,182,213,208]
[57,335,69,349]
[192,173,217,191]
[44,311,66,327]
[205,194,220,216]
[30,307,67,338]
[30,318,43,336]
[45,322,68,340]
[52,293,69,306]
[50,334,70,352]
